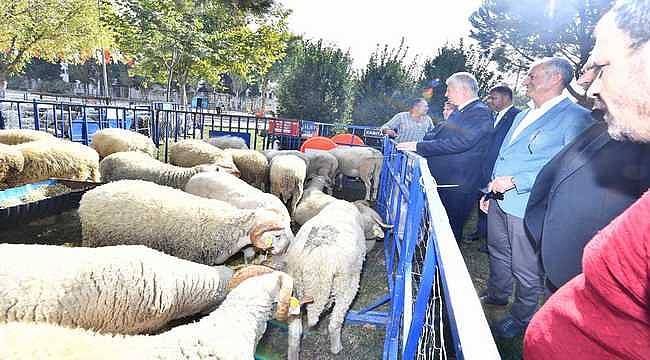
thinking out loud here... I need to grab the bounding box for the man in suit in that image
[480,57,593,338]
[468,85,521,244]
[397,72,494,240]
[524,66,650,293]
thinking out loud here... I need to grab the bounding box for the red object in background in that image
[331,133,365,146]
[300,136,337,152]
[104,49,111,64]
[268,119,300,137]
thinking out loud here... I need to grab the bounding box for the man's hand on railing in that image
[383,129,398,138]
[479,196,490,214]
[396,142,417,152]
[489,176,516,194]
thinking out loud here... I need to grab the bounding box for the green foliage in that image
[469,0,614,75]
[277,39,353,123]
[23,59,62,81]
[420,39,503,118]
[351,39,418,126]
[0,0,112,96]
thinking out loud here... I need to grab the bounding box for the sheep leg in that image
[305,274,334,329]
[362,176,372,201]
[287,316,303,360]
[329,272,360,354]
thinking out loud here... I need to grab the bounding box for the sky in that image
[278,0,484,69]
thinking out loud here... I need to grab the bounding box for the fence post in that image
[32,100,40,131]
[81,106,88,145]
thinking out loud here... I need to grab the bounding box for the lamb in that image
[330,146,383,201]
[0,144,24,186]
[99,151,219,189]
[292,175,336,226]
[4,139,100,188]
[90,128,157,159]
[0,129,54,145]
[185,171,293,262]
[206,135,249,149]
[269,154,307,216]
[79,180,290,265]
[282,200,391,359]
[223,148,269,190]
[0,266,300,360]
[0,244,233,335]
[168,139,240,175]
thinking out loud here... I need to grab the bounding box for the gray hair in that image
[533,57,574,88]
[446,72,479,96]
[613,0,650,49]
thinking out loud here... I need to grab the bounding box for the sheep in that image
[206,135,249,149]
[79,180,291,265]
[99,151,220,189]
[4,139,99,188]
[90,128,157,159]
[0,244,233,335]
[0,129,54,145]
[281,200,391,359]
[269,154,307,216]
[304,150,339,187]
[0,143,24,186]
[223,148,269,190]
[168,139,240,176]
[292,175,336,226]
[262,149,310,166]
[185,171,293,263]
[330,146,383,201]
[0,266,300,360]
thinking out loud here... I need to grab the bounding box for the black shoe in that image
[479,293,508,306]
[479,243,488,253]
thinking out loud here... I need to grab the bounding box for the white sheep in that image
[223,148,269,190]
[185,171,294,262]
[207,135,249,150]
[292,175,336,226]
[330,146,383,201]
[79,180,290,265]
[0,143,24,186]
[5,139,99,188]
[0,266,298,360]
[90,128,157,159]
[282,200,390,359]
[0,129,54,145]
[168,139,240,176]
[99,151,219,189]
[0,244,232,335]
[269,154,307,216]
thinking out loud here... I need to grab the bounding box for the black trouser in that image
[438,190,478,241]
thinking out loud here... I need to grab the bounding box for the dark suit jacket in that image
[416,99,494,193]
[482,106,521,185]
[524,121,650,288]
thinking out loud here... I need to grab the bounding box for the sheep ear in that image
[249,217,286,250]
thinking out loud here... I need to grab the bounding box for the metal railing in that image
[377,138,499,359]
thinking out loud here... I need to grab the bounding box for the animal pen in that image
[1,99,499,359]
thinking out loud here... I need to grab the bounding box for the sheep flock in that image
[0,128,390,359]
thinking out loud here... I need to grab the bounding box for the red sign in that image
[268,119,300,137]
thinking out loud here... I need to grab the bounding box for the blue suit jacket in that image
[482,106,521,186]
[416,99,494,193]
[492,98,593,218]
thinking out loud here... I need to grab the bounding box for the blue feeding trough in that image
[0,179,101,230]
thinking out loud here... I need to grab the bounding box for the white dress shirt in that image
[457,97,479,112]
[494,104,513,128]
[508,95,566,145]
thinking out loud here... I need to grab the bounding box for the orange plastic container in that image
[300,136,338,152]
[331,133,365,146]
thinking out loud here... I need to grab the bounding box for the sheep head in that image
[354,200,393,239]
[249,209,292,254]
[227,265,305,322]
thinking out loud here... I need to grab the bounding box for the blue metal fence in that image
[375,138,499,359]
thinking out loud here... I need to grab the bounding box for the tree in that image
[351,39,418,126]
[277,40,353,123]
[420,39,503,118]
[108,0,288,104]
[0,0,112,98]
[469,0,613,76]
